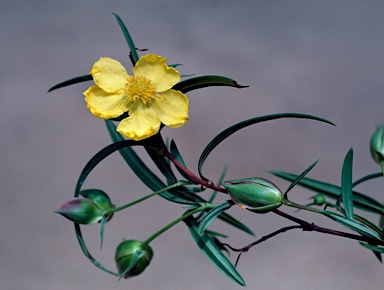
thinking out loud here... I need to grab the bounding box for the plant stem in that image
[221,225,302,267]
[283,199,322,214]
[141,204,216,248]
[162,148,227,193]
[273,209,384,245]
[108,181,188,214]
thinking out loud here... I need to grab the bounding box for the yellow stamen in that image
[125,75,156,104]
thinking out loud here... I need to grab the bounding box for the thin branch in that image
[221,225,302,267]
[162,147,227,193]
[273,209,384,245]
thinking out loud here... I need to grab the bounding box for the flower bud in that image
[55,198,104,224]
[222,177,283,213]
[80,189,114,221]
[312,194,326,205]
[115,240,153,278]
[370,124,384,167]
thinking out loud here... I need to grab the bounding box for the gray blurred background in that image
[2,1,384,289]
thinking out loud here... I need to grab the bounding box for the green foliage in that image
[51,13,384,288]
[48,74,92,92]
[173,75,248,93]
[198,113,334,181]
[185,216,245,286]
[269,171,384,215]
[341,148,354,220]
[113,13,139,64]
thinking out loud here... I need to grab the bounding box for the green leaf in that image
[341,148,354,220]
[359,243,384,253]
[173,75,248,94]
[199,113,334,181]
[119,250,144,280]
[322,211,382,241]
[204,230,229,239]
[145,146,177,184]
[105,121,204,204]
[74,139,140,197]
[170,140,196,183]
[354,214,383,236]
[283,158,320,198]
[216,211,254,236]
[198,201,234,234]
[74,224,119,276]
[185,216,245,286]
[99,215,107,249]
[105,121,254,234]
[113,13,139,64]
[48,74,92,92]
[270,171,384,215]
[359,243,383,262]
[352,172,383,187]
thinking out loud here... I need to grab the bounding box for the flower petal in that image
[117,104,161,141]
[84,85,130,119]
[153,90,189,128]
[90,57,128,93]
[133,54,180,92]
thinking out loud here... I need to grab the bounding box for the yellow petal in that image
[117,104,161,141]
[133,54,180,92]
[153,90,189,128]
[90,57,128,93]
[84,85,130,119]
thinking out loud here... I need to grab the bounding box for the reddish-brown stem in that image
[273,209,384,245]
[161,148,227,193]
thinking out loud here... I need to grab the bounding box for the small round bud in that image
[222,177,283,213]
[370,124,384,167]
[55,198,104,224]
[80,189,114,221]
[115,240,153,278]
[312,194,326,205]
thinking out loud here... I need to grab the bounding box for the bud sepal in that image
[115,240,154,278]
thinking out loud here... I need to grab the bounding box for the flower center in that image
[125,75,156,104]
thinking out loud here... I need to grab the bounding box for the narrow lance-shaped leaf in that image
[199,113,334,181]
[105,121,203,204]
[322,211,382,241]
[341,148,354,220]
[352,172,383,187]
[198,201,234,234]
[359,243,383,263]
[283,158,320,198]
[173,75,248,94]
[105,121,254,235]
[185,216,245,286]
[359,243,384,254]
[113,13,139,64]
[74,224,119,276]
[270,171,384,215]
[118,250,144,280]
[48,74,93,92]
[170,139,196,183]
[74,139,140,197]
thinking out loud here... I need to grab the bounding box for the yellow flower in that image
[84,54,189,141]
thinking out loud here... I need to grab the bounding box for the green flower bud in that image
[370,124,384,167]
[115,240,153,278]
[222,177,283,213]
[312,194,326,205]
[80,189,114,221]
[55,198,104,224]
